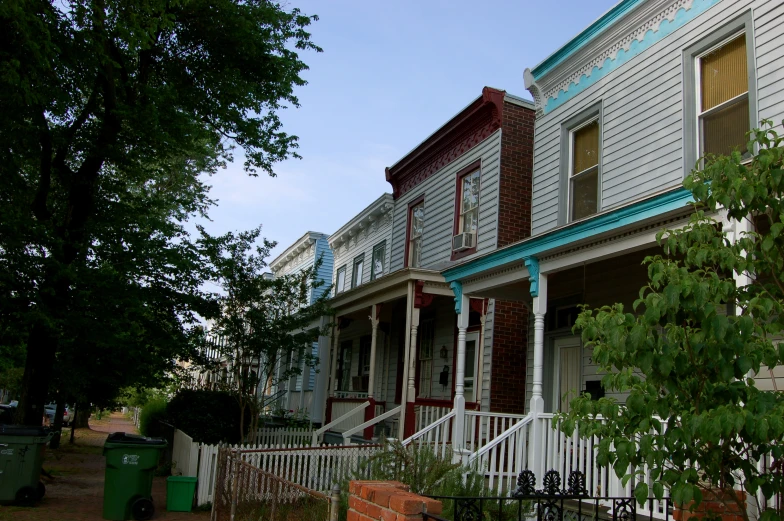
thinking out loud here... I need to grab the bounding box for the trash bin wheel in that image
[131,497,154,521]
[37,481,46,499]
[15,486,39,505]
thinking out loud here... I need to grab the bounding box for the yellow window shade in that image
[701,35,748,111]
[572,120,599,175]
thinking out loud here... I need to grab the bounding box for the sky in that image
[194,0,619,263]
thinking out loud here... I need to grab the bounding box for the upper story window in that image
[352,254,364,288]
[335,265,346,295]
[459,170,481,235]
[697,34,749,158]
[569,119,600,221]
[371,241,385,280]
[407,199,425,268]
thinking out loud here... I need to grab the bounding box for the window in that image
[417,320,434,398]
[371,241,385,280]
[459,170,480,234]
[335,266,346,295]
[407,200,425,268]
[569,119,600,221]
[697,34,750,158]
[337,340,352,391]
[352,254,364,288]
[684,13,755,171]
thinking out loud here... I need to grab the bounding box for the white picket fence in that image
[172,429,199,477]
[255,426,314,446]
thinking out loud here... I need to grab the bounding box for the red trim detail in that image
[414,280,434,309]
[385,87,505,199]
[451,160,482,261]
[325,397,333,424]
[469,298,488,315]
[404,401,416,438]
[403,195,425,268]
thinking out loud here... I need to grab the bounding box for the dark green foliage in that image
[166,389,246,444]
[560,122,784,521]
[139,398,168,438]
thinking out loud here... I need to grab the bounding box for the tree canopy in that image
[561,122,784,521]
[0,0,320,423]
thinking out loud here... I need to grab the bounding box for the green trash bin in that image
[103,432,167,521]
[166,475,197,512]
[0,425,52,505]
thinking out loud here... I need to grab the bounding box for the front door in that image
[463,331,480,403]
[554,336,581,413]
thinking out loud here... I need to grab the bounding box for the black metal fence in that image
[426,470,672,521]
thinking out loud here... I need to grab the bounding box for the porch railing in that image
[414,403,451,433]
[312,401,369,445]
[463,410,528,453]
[402,410,455,459]
[341,405,402,444]
[467,413,535,494]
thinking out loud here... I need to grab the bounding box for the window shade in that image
[701,35,747,111]
[572,121,599,175]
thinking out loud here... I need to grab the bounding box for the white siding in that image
[389,130,503,272]
[531,0,784,234]
[332,216,393,294]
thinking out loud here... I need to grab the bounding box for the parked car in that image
[44,405,56,425]
[0,404,16,424]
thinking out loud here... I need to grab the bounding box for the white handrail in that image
[467,412,534,464]
[342,405,402,444]
[402,410,455,446]
[312,401,370,445]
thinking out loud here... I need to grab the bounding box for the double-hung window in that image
[335,266,346,295]
[697,34,750,159]
[569,119,600,221]
[459,170,480,236]
[352,254,364,288]
[371,241,385,280]
[407,200,425,268]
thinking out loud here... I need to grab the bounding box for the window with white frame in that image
[459,170,480,234]
[569,119,600,221]
[335,266,346,295]
[697,34,750,159]
[417,319,434,398]
[371,241,385,280]
[408,201,424,268]
[352,254,364,288]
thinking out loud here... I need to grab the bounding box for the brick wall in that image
[497,100,535,248]
[489,300,529,414]
[348,481,442,521]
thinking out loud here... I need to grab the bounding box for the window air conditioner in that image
[452,232,475,252]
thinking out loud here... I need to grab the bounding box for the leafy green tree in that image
[560,122,784,521]
[199,226,332,440]
[0,0,320,424]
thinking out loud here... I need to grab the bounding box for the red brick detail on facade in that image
[489,300,529,414]
[348,481,442,521]
[497,100,535,247]
[385,87,505,199]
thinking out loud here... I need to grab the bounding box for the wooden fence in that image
[255,426,314,446]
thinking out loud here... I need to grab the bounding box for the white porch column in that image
[368,305,380,399]
[525,257,547,480]
[398,281,415,440]
[328,322,341,398]
[451,283,470,462]
[407,307,420,404]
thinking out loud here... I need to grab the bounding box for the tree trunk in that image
[69,402,78,444]
[73,401,91,429]
[17,325,59,425]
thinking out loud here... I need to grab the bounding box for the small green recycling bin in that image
[166,476,197,512]
[0,425,52,505]
[103,432,167,521]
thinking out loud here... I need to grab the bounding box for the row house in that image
[267,231,333,424]
[435,0,783,498]
[313,87,536,444]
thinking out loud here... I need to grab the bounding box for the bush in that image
[166,389,246,444]
[139,398,167,437]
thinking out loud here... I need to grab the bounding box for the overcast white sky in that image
[192,0,619,262]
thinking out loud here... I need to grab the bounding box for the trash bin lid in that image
[104,432,167,447]
[0,424,49,436]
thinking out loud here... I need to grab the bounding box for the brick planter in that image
[348,480,442,521]
[673,489,747,521]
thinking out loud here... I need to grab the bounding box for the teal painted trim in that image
[450,281,463,314]
[542,0,720,114]
[443,188,693,283]
[524,257,540,297]
[531,0,644,80]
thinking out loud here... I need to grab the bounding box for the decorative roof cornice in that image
[270,231,327,274]
[385,87,507,199]
[525,0,720,116]
[328,193,394,249]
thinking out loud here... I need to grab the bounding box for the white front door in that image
[554,336,581,413]
[464,331,480,403]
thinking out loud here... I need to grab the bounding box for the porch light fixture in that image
[440,345,448,359]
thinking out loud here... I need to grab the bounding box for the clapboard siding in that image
[531,0,782,235]
[389,130,502,272]
[312,237,334,303]
[331,212,393,294]
[480,299,495,412]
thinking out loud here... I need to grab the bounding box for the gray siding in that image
[332,216,392,293]
[389,130,502,272]
[531,0,784,235]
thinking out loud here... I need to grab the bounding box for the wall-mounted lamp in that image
[440,345,448,360]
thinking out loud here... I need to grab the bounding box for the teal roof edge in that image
[442,187,693,283]
[530,0,644,81]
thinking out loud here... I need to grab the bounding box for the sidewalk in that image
[0,412,209,521]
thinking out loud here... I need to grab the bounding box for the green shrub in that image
[166,389,246,444]
[139,398,168,437]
